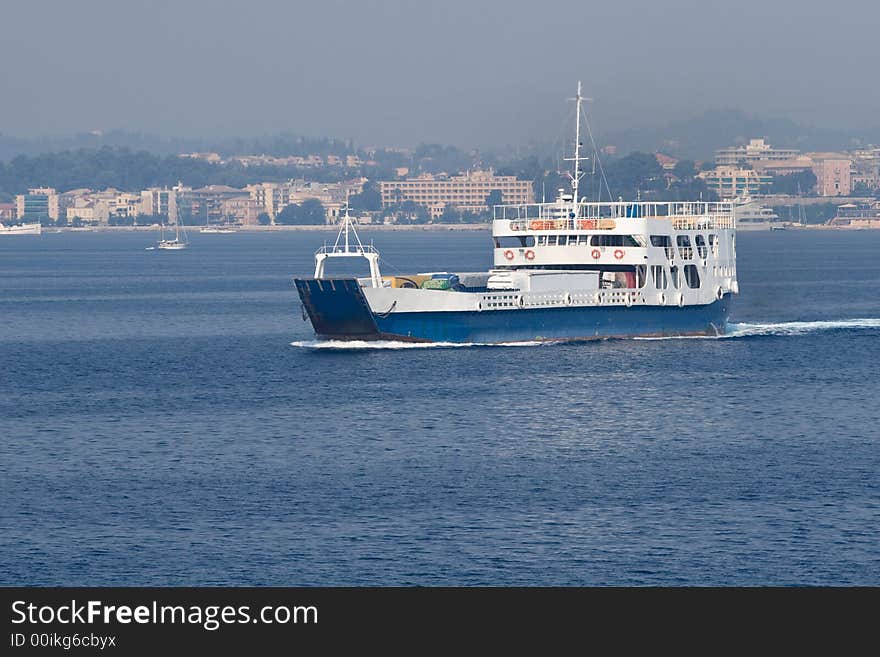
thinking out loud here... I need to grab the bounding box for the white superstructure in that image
[0,222,42,236]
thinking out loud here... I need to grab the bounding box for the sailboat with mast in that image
[150,213,189,250]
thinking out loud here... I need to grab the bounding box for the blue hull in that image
[295,278,731,343]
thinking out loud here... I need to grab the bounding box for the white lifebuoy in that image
[625,294,633,307]
[716,286,724,301]
[677,293,685,307]
[563,292,571,306]
[659,292,666,306]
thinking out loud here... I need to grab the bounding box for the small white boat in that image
[200,225,237,234]
[152,221,188,250]
[157,239,188,250]
[0,222,42,236]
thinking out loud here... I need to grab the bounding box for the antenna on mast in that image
[564,81,591,211]
[313,197,382,287]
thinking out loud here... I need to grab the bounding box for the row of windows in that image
[651,233,719,259]
[493,234,645,248]
[650,264,701,290]
[537,234,642,247]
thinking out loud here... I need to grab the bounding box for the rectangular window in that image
[591,234,641,247]
[495,236,535,248]
[650,235,671,247]
[684,264,701,288]
[651,265,667,289]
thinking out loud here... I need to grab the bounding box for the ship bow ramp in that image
[295,278,381,340]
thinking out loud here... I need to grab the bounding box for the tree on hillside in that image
[604,152,665,199]
[768,170,817,196]
[383,200,429,224]
[275,198,326,225]
[485,189,504,209]
[437,204,462,224]
[348,180,382,211]
[673,160,697,181]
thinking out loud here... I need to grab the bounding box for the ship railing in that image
[506,289,648,309]
[494,201,733,230]
[315,243,379,255]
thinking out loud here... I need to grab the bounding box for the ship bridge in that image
[491,200,734,270]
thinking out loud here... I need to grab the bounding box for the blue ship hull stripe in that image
[295,278,731,342]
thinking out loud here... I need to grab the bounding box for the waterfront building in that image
[0,202,15,221]
[178,185,250,223]
[827,202,880,226]
[15,187,59,222]
[140,187,178,222]
[752,158,815,177]
[697,166,772,199]
[66,198,110,224]
[246,182,290,220]
[655,153,679,171]
[96,189,142,220]
[809,156,852,196]
[220,196,261,225]
[248,179,365,222]
[379,170,534,218]
[715,138,800,167]
[851,147,880,191]
[179,152,223,164]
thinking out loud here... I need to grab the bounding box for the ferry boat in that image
[0,222,42,236]
[294,84,739,343]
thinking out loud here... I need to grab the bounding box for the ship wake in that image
[637,318,880,341]
[289,339,544,350]
[726,318,880,337]
[291,319,880,349]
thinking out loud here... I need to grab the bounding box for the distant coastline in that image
[42,223,492,233]
[37,222,880,234]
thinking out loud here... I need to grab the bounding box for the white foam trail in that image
[290,339,543,350]
[636,318,880,341]
[292,318,880,349]
[726,318,880,337]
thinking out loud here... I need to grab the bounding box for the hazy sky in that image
[1,0,877,146]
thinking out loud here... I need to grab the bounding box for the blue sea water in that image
[1,229,878,586]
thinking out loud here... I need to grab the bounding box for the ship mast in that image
[565,81,587,213]
[573,81,583,206]
[313,203,382,287]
